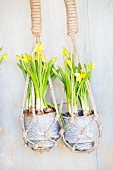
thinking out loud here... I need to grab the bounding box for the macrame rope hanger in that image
[59,0,102,153]
[20,0,60,152]
[20,0,102,153]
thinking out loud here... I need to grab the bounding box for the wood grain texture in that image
[87,0,113,170]
[0,0,112,170]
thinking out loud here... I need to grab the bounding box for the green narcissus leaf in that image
[0,47,3,52]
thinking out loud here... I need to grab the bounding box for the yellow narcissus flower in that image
[87,61,95,70]
[34,55,38,61]
[52,57,57,62]
[16,53,31,63]
[35,53,46,63]
[74,72,86,83]
[16,55,22,59]
[67,59,72,68]
[37,44,45,52]
[0,54,8,65]
[1,54,8,60]
[23,53,31,63]
[62,48,70,58]
[92,63,95,70]
[80,73,86,78]
[33,41,45,54]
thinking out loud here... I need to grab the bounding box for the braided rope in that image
[48,77,60,119]
[21,74,30,114]
[30,0,42,37]
[64,0,79,36]
[19,0,61,152]
[32,82,36,118]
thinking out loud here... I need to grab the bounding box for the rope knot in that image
[60,129,65,136]
[19,114,24,120]
[94,115,98,121]
[23,132,27,138]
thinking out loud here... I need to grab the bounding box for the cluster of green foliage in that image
[16,41,58,111]
[16,43,94,115]
[53,48,94,114]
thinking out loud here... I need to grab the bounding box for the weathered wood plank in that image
[87,0,113,170]
[1,0,112,169]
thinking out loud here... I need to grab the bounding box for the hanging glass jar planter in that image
[53,0,102,153]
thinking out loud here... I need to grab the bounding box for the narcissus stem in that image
[36,98,45,111]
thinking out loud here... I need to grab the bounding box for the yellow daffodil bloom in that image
[80,73,86,78]
[16,53,31,63]
[34,53,46,63]
[52,57,57,62]
[87,61,95,70]
[74,72,86,83]
[33,41,45,55]
[37,44,45,52]
[35,55,38,61]
[67,59,72,68]
[62,48,69,58]
[1,54,8,60]
[92,63,95,70]
[16,55,22,60]
[23,53,31,63]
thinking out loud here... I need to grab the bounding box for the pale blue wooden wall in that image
[0,0,113,170]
